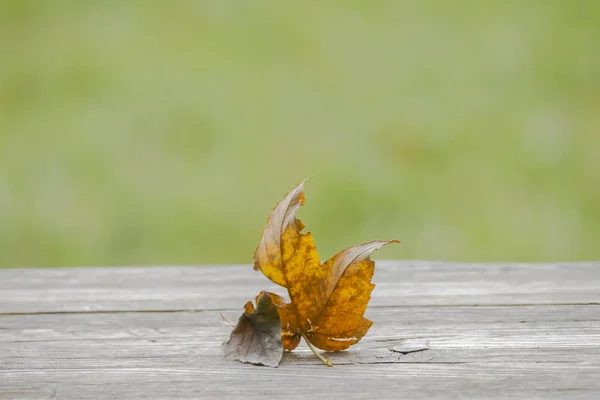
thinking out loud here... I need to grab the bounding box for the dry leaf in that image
[221,292,283,367]
[253,179,399,366]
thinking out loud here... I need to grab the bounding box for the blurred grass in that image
[1,1,599,268]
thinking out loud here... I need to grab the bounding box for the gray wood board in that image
[1,261,600,399]
[1,261,599,313]
[2,305,599,399]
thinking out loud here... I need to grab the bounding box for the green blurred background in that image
[1,1,599,268]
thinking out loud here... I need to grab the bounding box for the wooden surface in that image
[1,261,599,399]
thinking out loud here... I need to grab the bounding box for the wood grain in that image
[1,261,598,313]
[1,261,599,399]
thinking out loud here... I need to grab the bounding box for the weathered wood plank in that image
[2,305,599,344]
[2,364,599,400]
[1,305,599,399]
[1,262,599,399]
[1,261,599,313]
[1,306,599,363]
[3,365,598,400]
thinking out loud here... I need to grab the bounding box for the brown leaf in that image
[221,292,283,367]
[254,180,399,365]
[255,291,301,351]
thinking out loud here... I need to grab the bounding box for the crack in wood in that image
[355,361,468,365]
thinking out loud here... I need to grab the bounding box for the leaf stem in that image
[301,333,333,367]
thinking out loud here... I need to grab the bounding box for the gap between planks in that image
[1,301,599,317]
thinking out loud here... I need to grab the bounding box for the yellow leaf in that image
[253,180,399,365]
